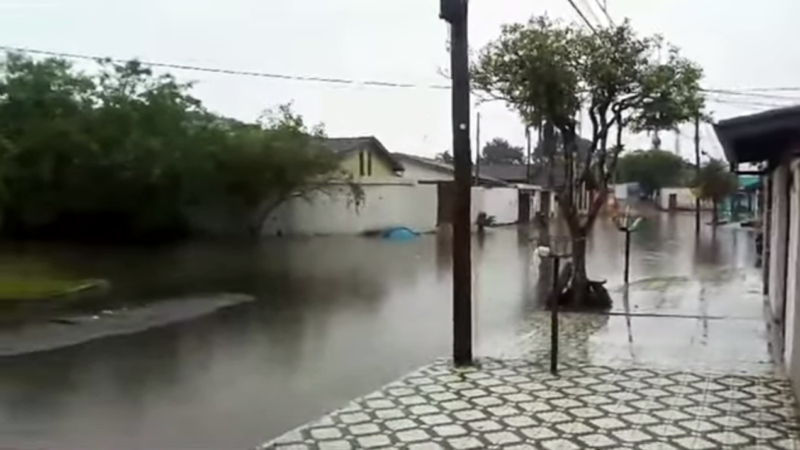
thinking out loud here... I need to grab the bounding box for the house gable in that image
[324,137,404,178]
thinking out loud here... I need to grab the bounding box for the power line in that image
[565,0,598,32]
[701,88,800,102]
[706,97,797,110]
[576,0,603,26]
[720,86,800,93]
[0,45,452,91]
[591,0,615,25]
[7,44,800,108]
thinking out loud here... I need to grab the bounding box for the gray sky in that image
[1,0,799,160]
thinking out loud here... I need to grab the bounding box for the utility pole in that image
[475,111,481,186]
[440,0,473,366]
[526,126,532,183]
[694,115,701,235]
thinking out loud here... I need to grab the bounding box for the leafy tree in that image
[616,150,688,199]
[435,151,454,164]
[693,158,737,224]
[0,52,357,240]
[482,137,524,164]
[472,17,704,307]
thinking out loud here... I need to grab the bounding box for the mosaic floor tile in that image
[259,359,800,449]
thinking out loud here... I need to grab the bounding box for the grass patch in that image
[0,276,105,301]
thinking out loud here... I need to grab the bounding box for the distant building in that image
[323,137,405,179]
[393,153,523,225]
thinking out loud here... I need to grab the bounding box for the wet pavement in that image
[0,213,777,449]
[261,360,798,449]
[262,218,799,449]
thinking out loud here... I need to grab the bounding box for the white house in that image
[393,153,559,225]
[714,105,800,398]
[657,187,714,211]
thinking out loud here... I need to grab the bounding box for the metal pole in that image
[550,255,560,374]
[446,0,473,366]
[475,111,481,186]
[694,115,701,235]
[624,229,631,285]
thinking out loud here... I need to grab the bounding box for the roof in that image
[479,163,565,187]
[478,164,529,182]
[393,153,509,186]
[713,105,800,165]
[323,136,405,172]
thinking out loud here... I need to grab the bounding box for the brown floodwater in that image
[0,213,757,449]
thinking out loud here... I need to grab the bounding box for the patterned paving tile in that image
[258,359,800,449]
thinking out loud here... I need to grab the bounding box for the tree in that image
[616,150,688,199]
[0,52,357,240]
[472,17,704,308]
[435,151,454,164]
[482,137,524,164]
[693,158,737,224]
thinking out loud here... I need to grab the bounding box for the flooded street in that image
[0,213,760,450]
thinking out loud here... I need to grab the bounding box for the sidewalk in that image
[259,269,799,449]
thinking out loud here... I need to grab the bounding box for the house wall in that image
[785,160,800,375]
[471,187,519,225]
[658,187,713,210]
[400,162,453,183]
[339,149,397,179]
[769,165,790,326]
[261,179,437,236]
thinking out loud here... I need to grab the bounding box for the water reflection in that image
[0,214,760,449]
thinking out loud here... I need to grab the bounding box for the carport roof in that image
[714,105,800,165]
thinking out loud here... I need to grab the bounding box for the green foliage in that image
[482,138,524,164]
[0,53,353,240]
[616,150,688,198]
[472,16,705,225]
[472,16,705,303]
[693,158,737,204]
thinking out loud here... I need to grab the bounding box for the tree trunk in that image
[712,200,718,225]
[570,231,589,307]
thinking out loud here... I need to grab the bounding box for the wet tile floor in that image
[260,358,799,450]
[261,270,800,449]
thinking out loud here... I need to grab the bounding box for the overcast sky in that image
[1,0,799,160]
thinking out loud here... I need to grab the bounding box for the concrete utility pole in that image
[475,111,481,186]
[694,115,701,235]
[440,0,473,366]
[526,126,532,183]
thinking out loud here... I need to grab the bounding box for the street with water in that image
[0,212,777,449]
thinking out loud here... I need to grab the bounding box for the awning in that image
[713,105,800,165]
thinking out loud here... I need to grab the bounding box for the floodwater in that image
[0,213,759,450]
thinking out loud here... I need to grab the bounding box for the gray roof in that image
[478,164,529,182]
[393,153,509,186]
[478,164,561,186]
[714,105,800,165]
[323,136,405,172]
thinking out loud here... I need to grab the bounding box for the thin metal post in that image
[550,255,560,375]
[694,115,701,235]
[624,229,631,285]
[445,0,473,366]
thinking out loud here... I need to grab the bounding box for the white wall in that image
[614,184,629,200]
[658,187,713,210]
[262,180,438,236]
[786,160,800,371]
[400,161,453,183]
[769,165,790,323]
[472,187,519,225]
